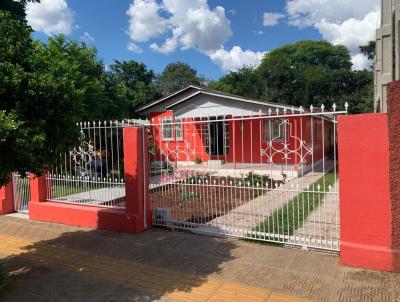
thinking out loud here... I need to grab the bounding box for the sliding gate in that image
[148,105,346,252]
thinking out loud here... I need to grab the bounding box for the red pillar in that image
[338,113,394,271]
[0,177,14,214]
[123,126,151,232]
[29,173,47,203]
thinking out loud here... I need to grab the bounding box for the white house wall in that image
[172,94,280,118]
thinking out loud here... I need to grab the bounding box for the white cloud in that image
[26,0,75,35]
[263,12,285,27]
[209,46,265,72]
[126,0,268,72]
[228,9,237,16]
[351,53,370,71]
[316,11,379,53]
[286,0,379,28]
[126,0,167,42]
[127,0,232,54]
[285,0,380,69]
[127,42,143,54]
[80,32,95,43]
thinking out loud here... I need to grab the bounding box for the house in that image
[137,85,334,180]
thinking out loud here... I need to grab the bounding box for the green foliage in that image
[209,40,373,114]
[0,10,111,185]
[360,41,376,61]
[0,0,39,21]
[194,157,202,164]
[254,172,336,240]
[244,172,273,198]
[105,60,158,118]
[0,263,7,295]
[156,62,205,96]
[208,67,264,100]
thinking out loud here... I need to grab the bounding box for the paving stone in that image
[0,216,399,302]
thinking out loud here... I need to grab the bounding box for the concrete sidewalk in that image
[0,216,399,302]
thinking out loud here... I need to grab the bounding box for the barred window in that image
[161,118,183,141]
[175,119,183,140]
[162,118,174,140]
[263,119,284,141]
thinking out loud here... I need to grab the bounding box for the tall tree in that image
[0,8,110,185]
[0,0,39,20]
[156,62,205,96]
[208,67,264,100]
[257,40,353,108]
[105,60,157,117]
[359,41,376,61]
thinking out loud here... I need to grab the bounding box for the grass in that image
[51,185,89,199]
[251,171,336,242]
[0,263,7,296]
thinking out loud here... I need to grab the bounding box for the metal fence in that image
[148,105,346,252]
[46,121,137,208]
[12,173,30,213]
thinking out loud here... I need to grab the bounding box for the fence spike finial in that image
[275,108,279,115]
[321,104,325,112]
[310,105,314,113]
[344,101,349,112]
[268,108,272,115]
[332,103,337,112]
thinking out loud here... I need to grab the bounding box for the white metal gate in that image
[12,173,30,213]
[148,104,346,252]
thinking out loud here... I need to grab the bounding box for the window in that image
[263,119,284,141]
[162,118,174,140]
[161,117,183,141]
[175,119,183,140]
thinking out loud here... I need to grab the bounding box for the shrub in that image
[194,157,202,164]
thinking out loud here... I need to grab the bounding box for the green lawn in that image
[252,172,337,242]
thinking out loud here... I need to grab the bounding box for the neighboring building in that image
[375,0,400,112]
[137,86,333,179]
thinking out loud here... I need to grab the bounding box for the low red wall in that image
[29,202,140,233]
[338,113,394,271]
[0,180,14,215]
[28,126,152,234]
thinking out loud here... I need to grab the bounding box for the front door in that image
[210,120,224,156]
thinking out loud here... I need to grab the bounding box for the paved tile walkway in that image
[0,216,399,302]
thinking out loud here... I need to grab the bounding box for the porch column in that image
[0,176,14,214]
[123,126,151,232]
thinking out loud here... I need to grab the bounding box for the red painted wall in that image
[0,180,14,215]
[29,127,151,234]
[149,111,332,167]
[338,113,394,271]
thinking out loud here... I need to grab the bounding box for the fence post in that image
[338,113,394,271]
[29,173,47,203]
[123,126,151,233]
[0,176,14,214]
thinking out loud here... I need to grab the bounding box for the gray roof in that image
[136,85,301,113]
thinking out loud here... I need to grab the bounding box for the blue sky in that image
[27,0,379,80]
